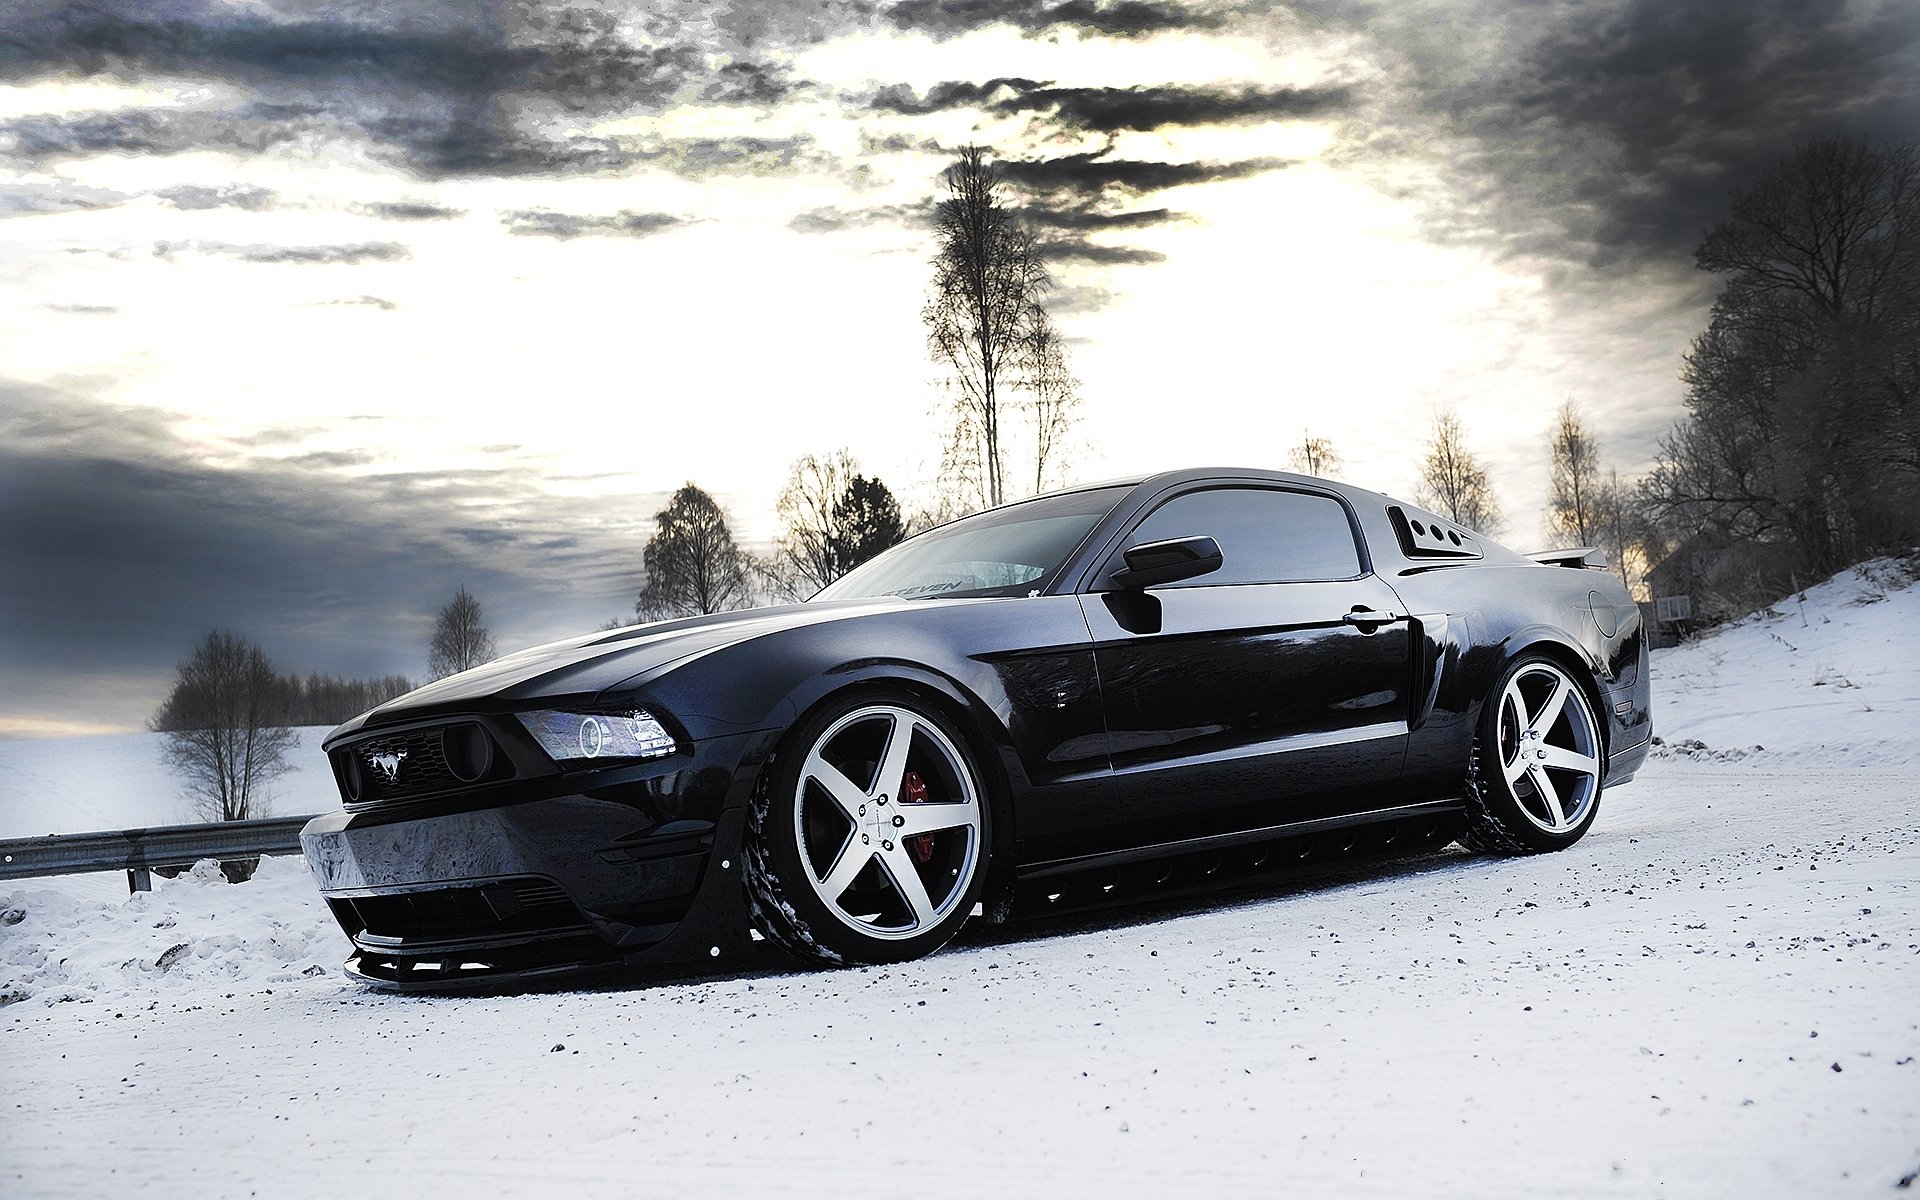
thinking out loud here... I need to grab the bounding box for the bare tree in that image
[925,145,1056,509]
[1288,431,1341,477]
[427,585,496,680]
[770,450,858,601]
[638,484,756,620]
[1414,410,1501,533]
[1647,137,1920,576]
[1592,468,1646,594]
[151,631,296,832]
[1546,400,1602,546]
[770,454,911,598]
[1021,318,1080,494]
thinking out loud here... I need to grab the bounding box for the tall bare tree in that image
[925,145,1060,509]
[151,631,296,828]
[1415,410,1501,533]
[1288,431,1342,477]
[1546,400,1602,546]
[427,585,496,680]
[638,484,756,620]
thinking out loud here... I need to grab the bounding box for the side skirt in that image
[1008,799,1466,918]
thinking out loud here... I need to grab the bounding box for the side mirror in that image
[1109,535,1224,589]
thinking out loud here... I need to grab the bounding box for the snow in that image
[1649,556,1920,766]
[3,564,1918,1197]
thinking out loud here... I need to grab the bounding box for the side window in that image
[1123,487,1362,585]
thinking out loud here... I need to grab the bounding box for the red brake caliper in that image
[902,770,936,863]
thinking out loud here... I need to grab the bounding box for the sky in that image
[1,0,1916,738]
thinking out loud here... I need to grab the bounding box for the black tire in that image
[1459,653,1605,855]
[745,688,990,966]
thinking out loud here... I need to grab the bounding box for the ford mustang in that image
[300,468,1651,989]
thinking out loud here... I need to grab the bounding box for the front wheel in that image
[1460,654,1605,854]
[745,690,989,966]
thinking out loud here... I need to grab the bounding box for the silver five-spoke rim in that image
[794,705,982,940]
[1496,663,1601,833]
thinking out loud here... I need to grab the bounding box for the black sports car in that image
[301,468,1651,989]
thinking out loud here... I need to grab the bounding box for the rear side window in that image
[1124,487,1363,585]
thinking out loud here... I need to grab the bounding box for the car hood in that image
[333,598,920,738]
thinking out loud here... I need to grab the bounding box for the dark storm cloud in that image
[885,0,1218,39]
[1009,83,1348,131]
[152,239,410,264]
[156,183,275,210]
[702,60,797,106]
[1033,237,1165,264]
[875,80,1351,131]
[0,2,840,180]
[1019,204,1179,231]
[1000,150,1291,198]
[1318,0,1920,267]
[870,78,1047,115]
[503,209,685,239]
[357,200,464,221]
[0,381,658,728]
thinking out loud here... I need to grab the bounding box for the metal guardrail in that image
[0,815,318,893]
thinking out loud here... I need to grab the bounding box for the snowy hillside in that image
[3,561,1918,1197]
[1650,556,1920,765]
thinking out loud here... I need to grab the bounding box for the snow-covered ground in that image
[1650,556,1920,766]
[3,563,1917,1197]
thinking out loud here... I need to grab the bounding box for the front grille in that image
[329,877,589,945]
[333,722,510,807]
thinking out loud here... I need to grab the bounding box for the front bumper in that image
[300,731,766,991]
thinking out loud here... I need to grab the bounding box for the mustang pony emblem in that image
[368,749,407,783]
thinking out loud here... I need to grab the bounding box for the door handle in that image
[1342,608,1400,628]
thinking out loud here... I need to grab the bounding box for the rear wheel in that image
[745,690,988,966]
[1460,655,1605,854]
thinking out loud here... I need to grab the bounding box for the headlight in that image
[517,708,677,762]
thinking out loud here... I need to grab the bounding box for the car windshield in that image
[813,485,1131,602]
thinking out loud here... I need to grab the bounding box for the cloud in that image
[152,240,410,264]
[999,149,1291,199]
[311,295,399,310]
[0,381,660,730]
[0,179,126,218]
[885,0,1219,39]
[996,83,1350,132]
[503,209,685,240]
[358,200,464,221]
[871,78,1048,115]
[789,200,935,233]
[155,184,275,210]
[0,2,845,181]
[874,80,1351,132]
[44,303,118,315]
[1034,237,1165,264]
[1330,0,1920,267]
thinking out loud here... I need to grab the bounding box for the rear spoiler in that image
[1525,546,1606,570]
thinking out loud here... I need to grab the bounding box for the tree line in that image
[1288,136,1917,618]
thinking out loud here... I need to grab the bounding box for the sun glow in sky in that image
[1,0,1915,735]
